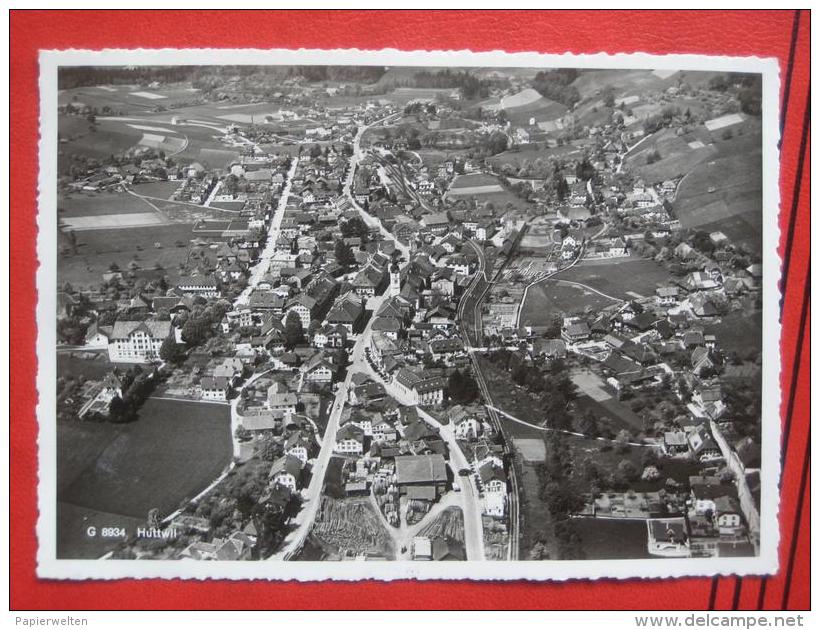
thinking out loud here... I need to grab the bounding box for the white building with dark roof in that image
[107,320,172,363]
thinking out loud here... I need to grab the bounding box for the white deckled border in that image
[36,47,782,581]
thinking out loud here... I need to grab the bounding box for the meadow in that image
[58,397,232,520]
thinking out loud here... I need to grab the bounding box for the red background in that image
[10,9,810,610]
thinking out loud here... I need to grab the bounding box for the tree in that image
[617,459,639,483]
[283,311,304,350]
[447,369,479,404]
[334,238,356,267]
[578,410,599,437]
[340,216,368,242]
[181,314,211,346]
[159,331,185,364]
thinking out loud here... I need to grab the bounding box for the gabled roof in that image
[395,454,447,484]
[270,454,303,479]
[110,319,172,340]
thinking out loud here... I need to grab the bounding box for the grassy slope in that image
[58,398,232,519]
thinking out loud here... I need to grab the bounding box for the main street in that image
[346,114,411,261]
[271,287,392,560]
[272,113,485,561]
[236,156,299,305]
[270,114,408,560]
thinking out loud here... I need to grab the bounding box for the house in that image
[412,536,433,560]
[302,353,335,385]
[200,376,232,401]
[107,320,172,363]
[335,423,365,454]
[313,323,348,349]
[394,454,448,495]
[352,265,386,297]
[282,294,317,330]
[647,519,690,557]
[714,496,744,535]
[687,426,723,463]
[421,212,451,235]
[478,461,508,517]
[177,277,220,298]
[690,293,720,319]
[269,454,303,492]
[285,433,312,465]
[371,315,402,340]
[371,418,398,443]
[684,271,720,292]
[213,357,245,385]
[349,380,386,407]
[561,321,590,344]
[655,286,679,307]
[84,322,113,348]
[691,347,717,377]
[393,368,446,406]
[689,475,733,515]
[475,219,496,241]
[663,431,690,456]
[454,416,483,440]
[429,337,464,364]
[267,381,298,414]
[533,338,567,359]
[326,294,366,334]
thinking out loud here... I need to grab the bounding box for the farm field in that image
[518,278,618,328]
[131,180,181,200]
[59,84,203,114]
[58,118,146,169]
[572,69,674,99]
[58,190,162,218]
[62,110,242,170]
[57,221,197,288]
[449,172,503,193]
[559,258,673,300]
[58,397,232,520]
[673,132,762,251]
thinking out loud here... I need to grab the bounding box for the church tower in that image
[389,261,402,296]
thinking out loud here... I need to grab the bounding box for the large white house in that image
[107,320,173,363]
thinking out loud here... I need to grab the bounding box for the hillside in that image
[482,88,568,126]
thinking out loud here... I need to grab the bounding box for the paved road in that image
[346,115,411,261]
[353,352,487,561]
[236,157,299,305]
[271,287,392,560]
[271,116,405,560]
[416,408,486,561]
